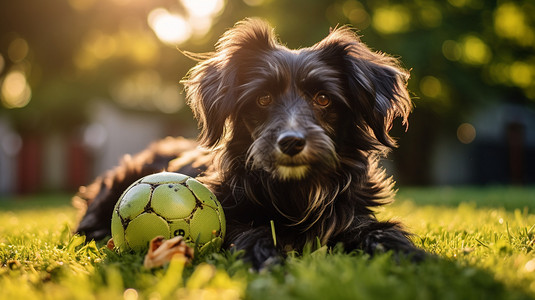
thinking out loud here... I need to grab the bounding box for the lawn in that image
[0,187,534,300]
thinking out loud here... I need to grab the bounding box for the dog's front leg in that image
[225,225,281,270]
[337,217,427,261]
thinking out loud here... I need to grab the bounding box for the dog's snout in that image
[277,132,306,156]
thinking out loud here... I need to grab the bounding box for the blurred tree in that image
[0,0,195,134]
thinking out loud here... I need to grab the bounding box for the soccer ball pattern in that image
[111,172,225,252]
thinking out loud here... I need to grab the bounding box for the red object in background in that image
[507,123,525,185]
[17,135,43,194]
[15,134,92,194]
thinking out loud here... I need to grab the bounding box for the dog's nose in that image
[277,132,306,156]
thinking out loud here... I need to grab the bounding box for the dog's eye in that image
[313,93,331,107]
[257,94,273,107]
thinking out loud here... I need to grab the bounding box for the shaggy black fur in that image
[75,19,425,269]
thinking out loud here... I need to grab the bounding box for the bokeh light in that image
[181,0,224,18]
[494,2,534,46]
[8,38,29,63]
[461,35,492,65]
[119,29,159,65]
[147,0,225,45]
[86,31,117,60]
[110,70,183,113]
[123,288,138,300]
[1,70,32,109]
[509,62,533,88]
[343,0,371,30]
[74,29,158,70]
[148,8,192,45]
[372,5,410,34]
[457,123,476,144]
[442,40,462,61]
[418,4,442,28]
[420,76,442,98]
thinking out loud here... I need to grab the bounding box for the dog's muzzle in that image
[273,131,310,180]
[277,131,306,156]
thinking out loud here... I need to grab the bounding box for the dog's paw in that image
[251,255,283,273]
[249,237,282,271]
[363,229,428,262]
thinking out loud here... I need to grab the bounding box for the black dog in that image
[75,18,424,269]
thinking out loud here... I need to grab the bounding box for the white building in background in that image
[0,99,196,195]
[85,100,166,177]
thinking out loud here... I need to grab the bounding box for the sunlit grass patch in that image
[0,187,534,299]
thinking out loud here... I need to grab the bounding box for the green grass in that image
[1,187,534,299]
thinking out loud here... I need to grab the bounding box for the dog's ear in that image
[314,27,412,148]
[182,18,278,148]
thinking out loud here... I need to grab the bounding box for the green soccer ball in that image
[111,172,225,252]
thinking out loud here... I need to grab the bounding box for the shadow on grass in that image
[96,246,534,300]
[242,251,534,300]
